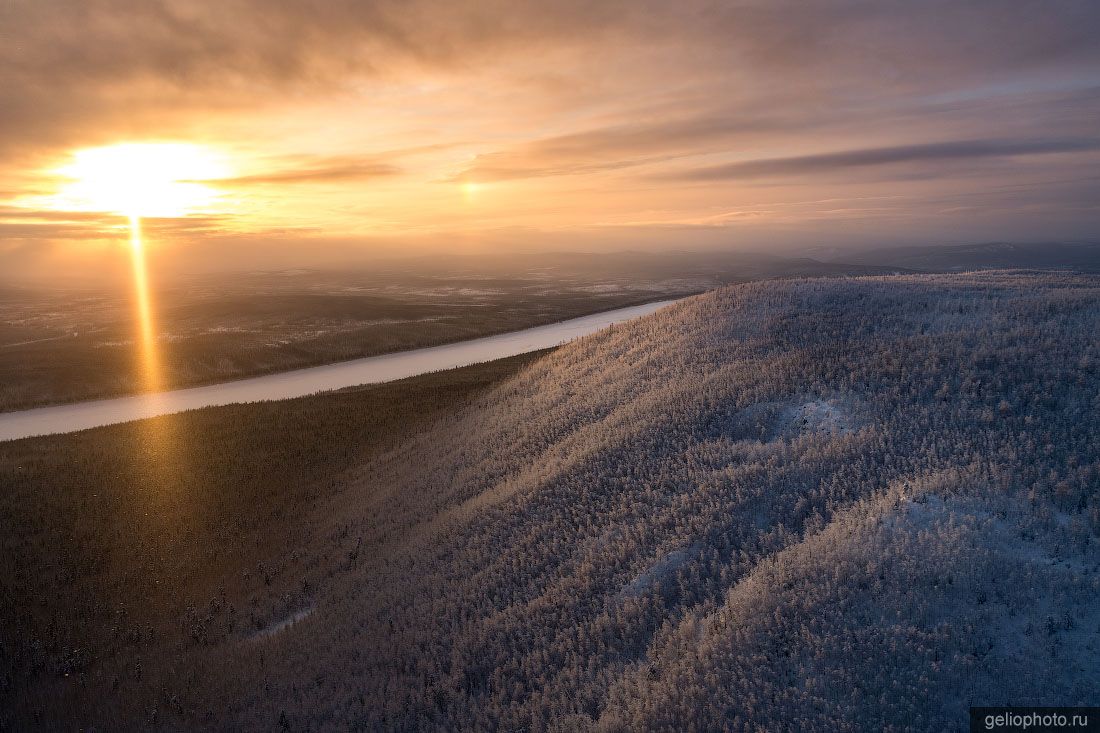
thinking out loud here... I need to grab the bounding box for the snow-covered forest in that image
[4,271,1099,730]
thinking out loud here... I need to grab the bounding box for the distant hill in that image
[366,249,907,283]
[831,242,1100,272]
[3,271,1098,730]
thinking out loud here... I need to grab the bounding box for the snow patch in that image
[248,607,314,641]
[779,399,853,437]
[619,546,696,600]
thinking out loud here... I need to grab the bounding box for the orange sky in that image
[3,1,1100,278]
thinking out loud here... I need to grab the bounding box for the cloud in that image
[663,138,1100,182]
[213,157,400,186]
[452,114,787,182]
[5,1,1100,158]
[0,0,655,155]
[3,1,1100,254]
[0,208,233,240]
[0,207,118,223]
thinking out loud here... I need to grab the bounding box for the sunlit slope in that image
[601,488,1100,731]
[205,271,1098,730]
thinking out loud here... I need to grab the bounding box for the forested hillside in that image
[4,271,1099,731]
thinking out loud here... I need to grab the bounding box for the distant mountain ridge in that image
[830,241,1100,272]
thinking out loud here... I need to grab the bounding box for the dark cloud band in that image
[665,138,1100,181]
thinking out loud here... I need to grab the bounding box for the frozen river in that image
[0,299,678,441]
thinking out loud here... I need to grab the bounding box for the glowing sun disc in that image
[52,142,228,218]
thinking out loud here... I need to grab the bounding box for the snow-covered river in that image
[0,299,677,441]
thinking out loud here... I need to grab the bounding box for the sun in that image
[35,143,230,394]
[461,181,482,201]
[50,142,229,218]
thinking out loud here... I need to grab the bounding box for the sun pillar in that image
[128,215,161,393]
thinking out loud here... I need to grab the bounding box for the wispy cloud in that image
[663,138,1100,181]
[6,1,1100,155]
[213,157,400,186]
[452,115,780,182]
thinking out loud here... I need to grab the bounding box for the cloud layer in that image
[2,0,1100,273]
[667,138,1100,181]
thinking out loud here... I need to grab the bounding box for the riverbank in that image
[0,299,679,440]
